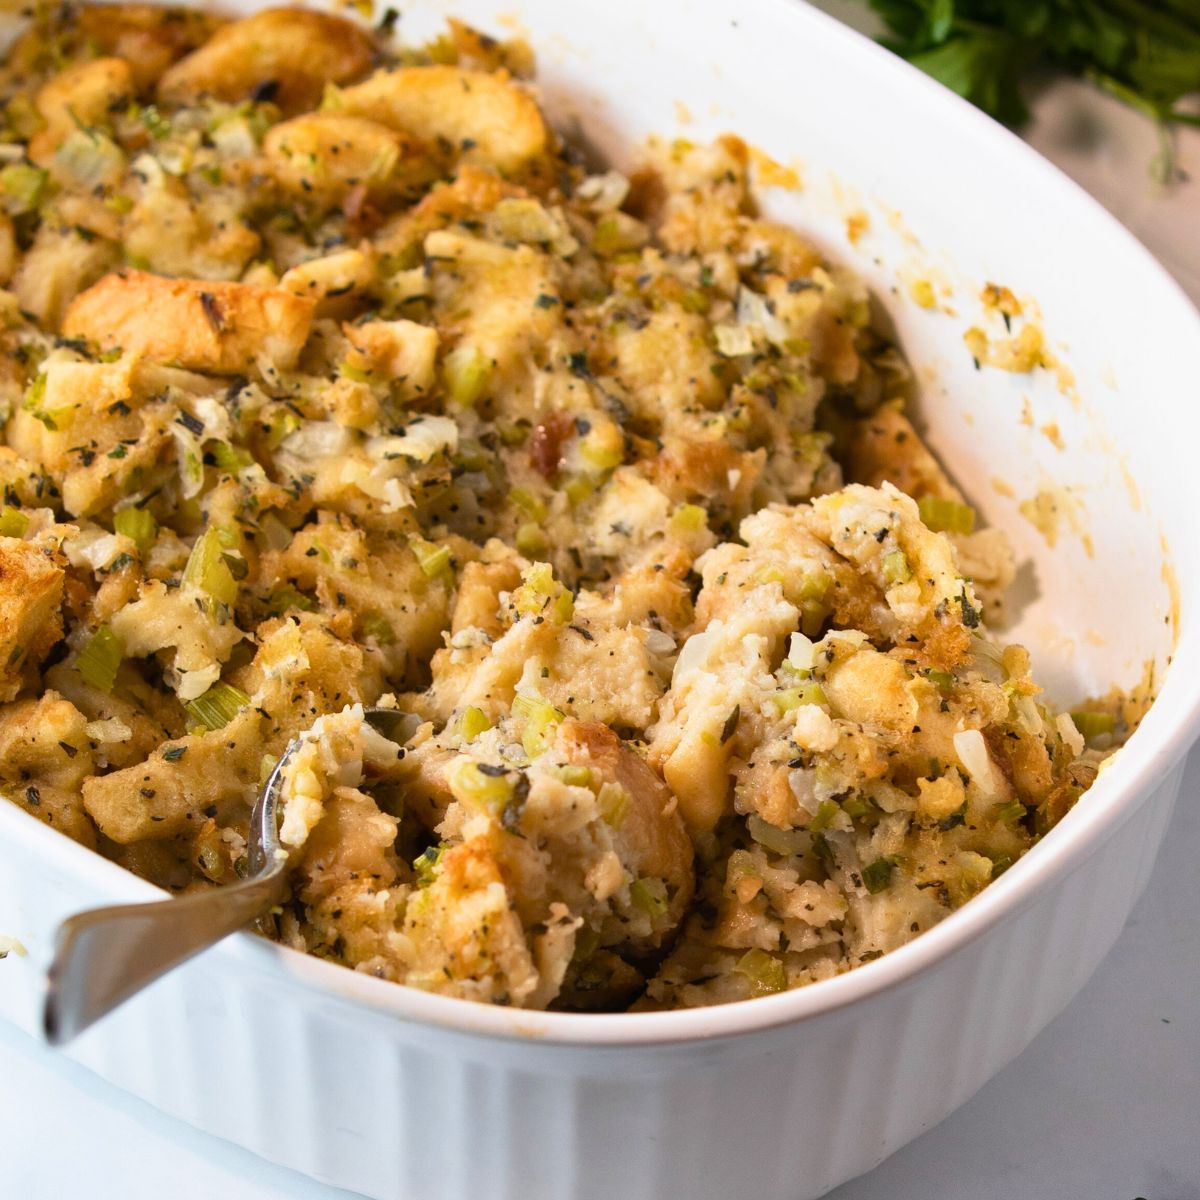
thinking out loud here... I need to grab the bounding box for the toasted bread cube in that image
[29,58,133,164]
[77,5,224,90]
[340,65,547,174]
[264,113,434,205]
[0,537,65,702]
[157,7,374,114]
[343,318,439,399]
[62,270,315,374]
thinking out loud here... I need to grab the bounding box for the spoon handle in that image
[43,868,288,1045]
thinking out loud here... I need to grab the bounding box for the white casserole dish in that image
[2,1,1199,1197]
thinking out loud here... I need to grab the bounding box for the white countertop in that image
[2,10,1198,1198]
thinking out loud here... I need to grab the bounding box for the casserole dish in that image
[1,1,1198,1197]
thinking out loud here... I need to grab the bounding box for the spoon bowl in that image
[43,706,408,1044]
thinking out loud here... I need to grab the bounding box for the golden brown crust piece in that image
[156,7,375,114]
[62,270,315,374]
[77,5,226,91]
[340,65,548,174]
[263,114,436,205]
[844,406,961,503]
[0,537,65,703]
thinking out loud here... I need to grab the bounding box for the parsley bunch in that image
[868,0,1200,132]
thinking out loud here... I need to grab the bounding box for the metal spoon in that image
[43,706,413,1045]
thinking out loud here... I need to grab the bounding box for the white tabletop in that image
[3,12,1199,1199]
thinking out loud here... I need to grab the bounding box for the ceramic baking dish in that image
[2,1,1198,1197]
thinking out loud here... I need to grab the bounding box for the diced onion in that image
[787,631,815,670]
[1056,712,1085,757]
[85,717,133,742]
[280,420,354,460]
[643,629,676,657]
[736,286,790,348]
[672,622,721,686]
[953,728,999,796]
[576,170,630,211]
[366,414,458,464]
[714,322,754,357]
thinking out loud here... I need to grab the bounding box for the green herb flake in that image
[861,856,897,894]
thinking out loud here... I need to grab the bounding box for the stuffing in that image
[0,6,1122,1013]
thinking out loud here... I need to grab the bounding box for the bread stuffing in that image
[0,4,1127,1010]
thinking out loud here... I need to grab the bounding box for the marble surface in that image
[2,7,1198,1197]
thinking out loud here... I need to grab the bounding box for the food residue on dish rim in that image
[0,935,28,960]
[747,144,803,191]
[1039,421,1065,450]
[845,209,869,245]
[1018,483,1095,558]
[1162,537,1181,641]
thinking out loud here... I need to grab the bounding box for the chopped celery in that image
[185,682,250,731]
[266,584,317,614]
[0,506,29,538]
[338,359,372,383]
[840,793,876,821]
[572,925,601,965]
[629,877,669,918]
[579,425,624,472]
[266,408,301,447]
[512,562,573,623]
[881,549,911,586]
[497,419,530,446]
[669,503,707,534]
[513,692,564,758]
[917,495,976,535]
[733,948,787,996]
[211,441,255,471]
[360,611,395,644]
[592,215,623,255]
[449,759,513,812]
[137,105,172,140]
[408,535,453,582]
[773,682,827,714]
[515,523,547,557]
[1070,710,1115,740]
[77,626,124,693]
[993,800,1027,825]
[507,487,546,521]
[442,345,492,408]
[459,707,492,741]
[563,475,594,506]
[413,844,443,886]
[183,527,238,607]
[554,764,593,787]
[0,162,48,213]
[598,781,631,828]
[113,507,157,556]
[808,798,840,832]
